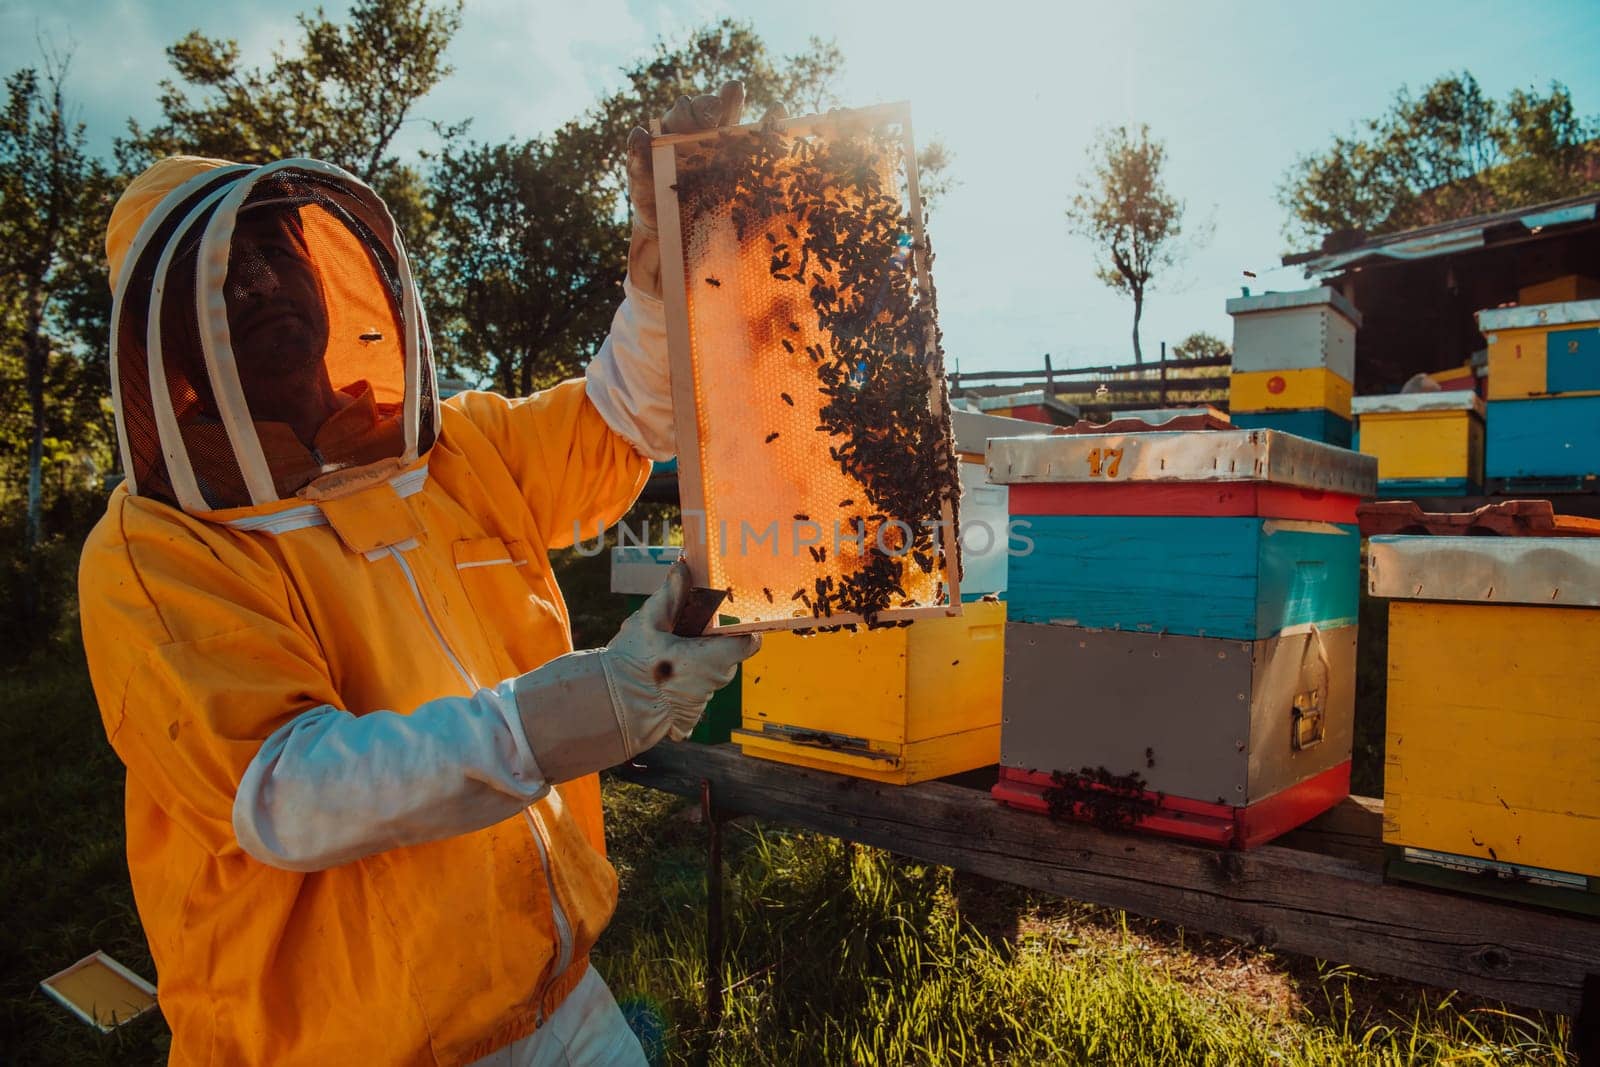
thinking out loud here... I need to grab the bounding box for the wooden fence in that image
[950,352,1232,417]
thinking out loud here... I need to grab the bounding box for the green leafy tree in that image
[1281,72,1599,245]
[592,19,952,212]
[429,20,953,394]
[1,53,116,641]
[1,56,114,551]
[1172,331,1230,361]
[427,123,626,395]
[119,0,464,242]
[1066,124,1188,365]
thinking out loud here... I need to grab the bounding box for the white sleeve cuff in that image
[584,278,676,461]
[232,678,550,872]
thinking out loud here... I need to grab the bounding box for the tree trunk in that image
[23,288,49,552]
[1131,287,1145,366]
[21,283,50,630]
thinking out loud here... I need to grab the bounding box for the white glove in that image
[513,561,759,781]
[624,81,746,299]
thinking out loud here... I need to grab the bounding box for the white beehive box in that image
[1227,287,1362,380]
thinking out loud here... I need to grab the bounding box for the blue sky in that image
[3,0,1598,374]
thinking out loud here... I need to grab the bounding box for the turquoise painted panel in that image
[1230,409,1353,448]
[1486,396,1600,478]
[1376,477,1475,497]
[1007,515,1360,639]
[1254,521,1361,636]
[1547,327,1600,394]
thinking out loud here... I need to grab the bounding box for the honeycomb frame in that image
[653,102,961,634]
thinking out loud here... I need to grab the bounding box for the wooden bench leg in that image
[1578,973,1599,1063]
[701,778,725,1036]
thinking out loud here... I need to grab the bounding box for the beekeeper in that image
[78,84,752,1066]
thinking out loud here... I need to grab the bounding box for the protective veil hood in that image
[107,156,439,515]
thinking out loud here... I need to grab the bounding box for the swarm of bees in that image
[675,117,962,628]
[1042,766,1164,832]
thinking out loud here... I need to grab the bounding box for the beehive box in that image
[996,624,1357,847]
[986,429,1375,845]
[1369,533,1600,914]
[1230,367,1353,418]
[733,599,1005,783]
[610,546,741,744]
[1351,391,1484,496]
[1226,286,1361,379]
[1479,299,1600,400]
[961,390,1080,425]
[1229,408,1352,448]
[652,102,962,633]
[1519,274,1600,305]
[950,408,1043,598]
[1484,395,1600,492]
[994,430,1369,640]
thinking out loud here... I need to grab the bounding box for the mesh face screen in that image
[116,164,432,510]
[666,110,961,630]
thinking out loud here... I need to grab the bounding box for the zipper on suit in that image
[380,542,575,1025]
[384,545,478,692]
[524,808,576,1024]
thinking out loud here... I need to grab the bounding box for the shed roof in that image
[1284,192,1600,276]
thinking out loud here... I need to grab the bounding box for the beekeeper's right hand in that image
[514,561,760,781]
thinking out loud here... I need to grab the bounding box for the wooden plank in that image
[1276,794,1386,867]
[620,742,1600,1014]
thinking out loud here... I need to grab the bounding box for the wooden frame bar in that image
[651,103,960,633]
[619,741,1600,1016]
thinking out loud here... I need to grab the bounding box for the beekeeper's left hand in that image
[624,82,746,299]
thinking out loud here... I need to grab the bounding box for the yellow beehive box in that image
[733,600,1005,784]
[1478,299,1600,400]
[1369,535,1600,908]
[1519,274,1600,305]
[1230,367,1352,416]
[1351,391,1484,494]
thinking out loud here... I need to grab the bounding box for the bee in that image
[793,512,809,521]
[838,498,854,507]
[763,587,774,603]
[705,276,722,287]
[764,431,780,444]
[780,392,794,406]
[787,321,801,332]
[781,339,794,353]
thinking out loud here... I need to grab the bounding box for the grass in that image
[0,566,1573,1065]
[596,781,1571,1066]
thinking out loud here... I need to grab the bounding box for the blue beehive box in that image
[1230,409,1353,449]
[1485,395,1600,492]
[990,429,1372,640]
[986,428,1375,847]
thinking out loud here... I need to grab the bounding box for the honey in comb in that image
[671,114,961,628]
